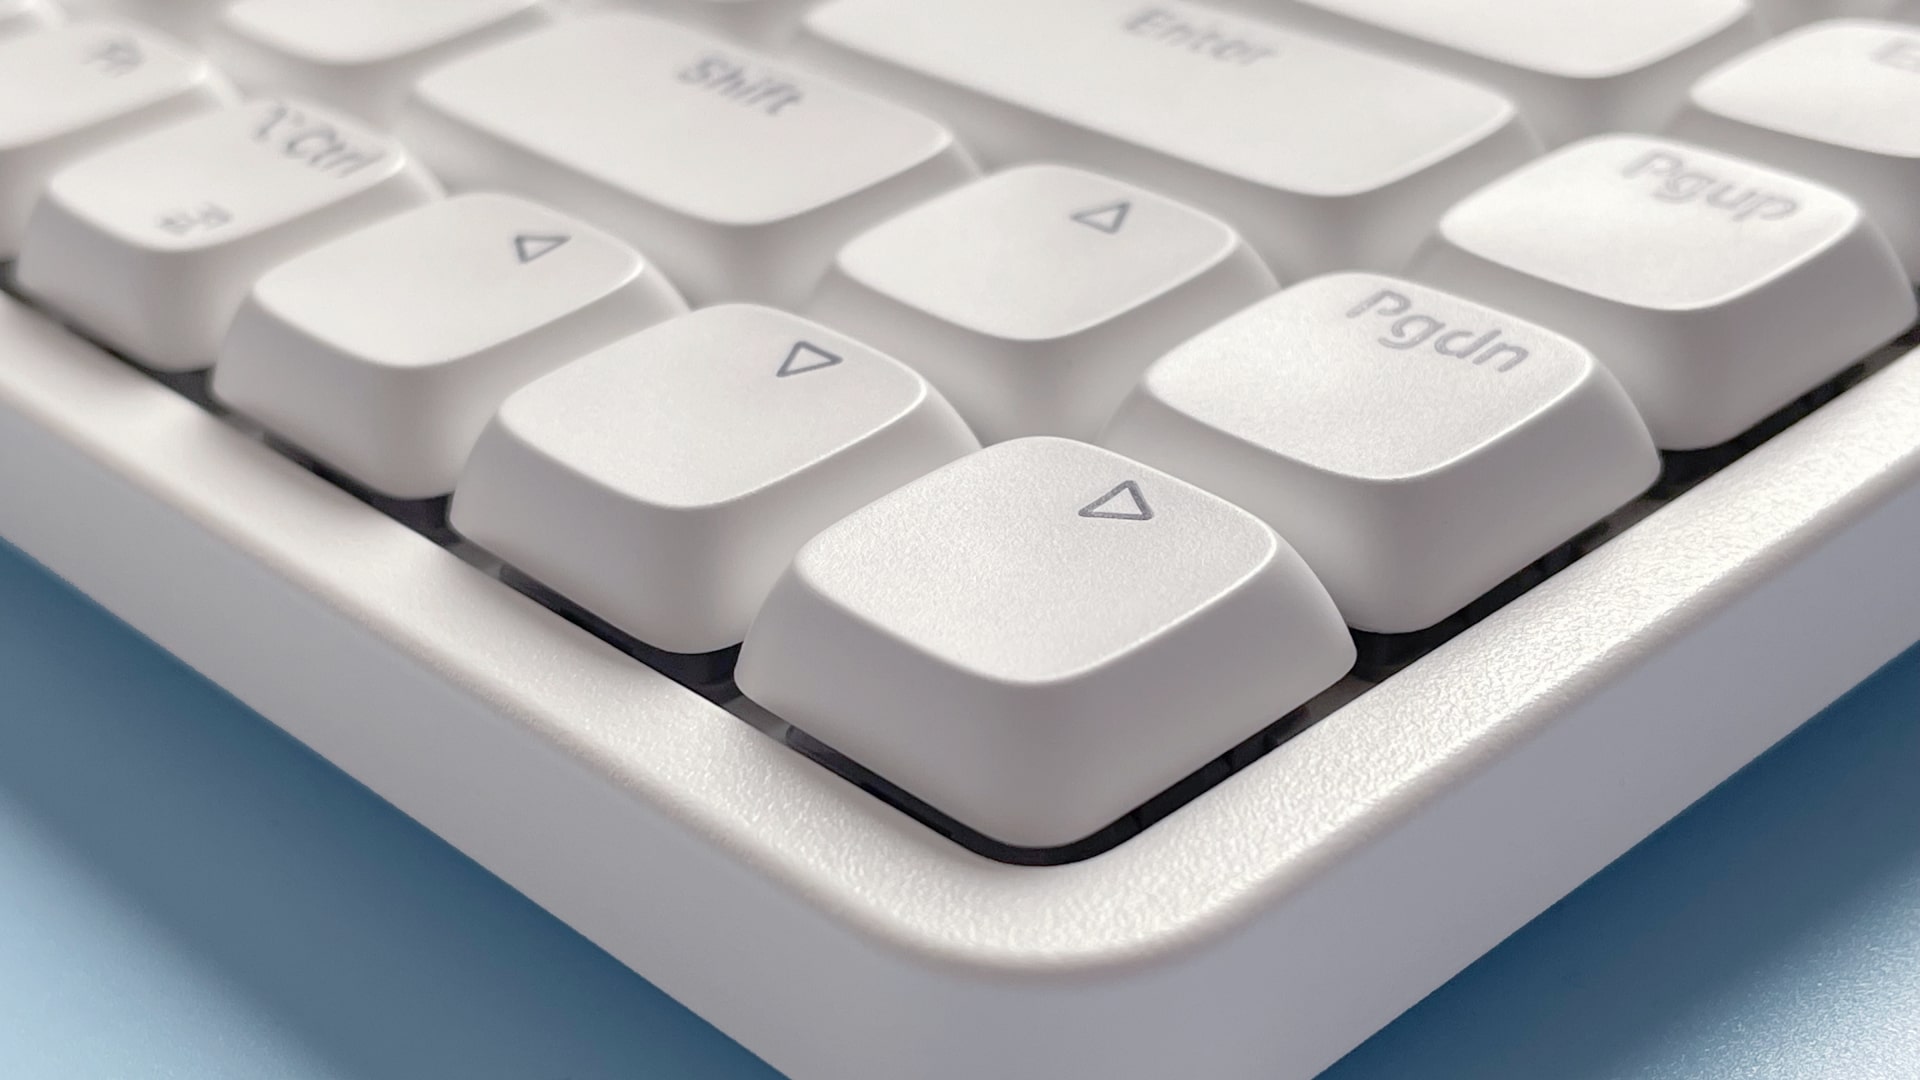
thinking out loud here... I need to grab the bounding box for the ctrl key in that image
[735,437,1355,850]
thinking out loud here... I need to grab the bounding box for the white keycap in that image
[402,13,975,307]
[212,193,686,500]
[1409,135,1916,449]
[0,0,61,38]
[16,99,439,372]
[796,0,1539,279]
[1239,0,1765,147]
[0,20,233,257]
[63,0,225,43]
[735,436,1354,849]
[1672,20,1920,280]
[808,165,1277,443]
[608,0,816,47]
[211,0,555,128]
[452,304,979,654]
[1102,274,1659,634]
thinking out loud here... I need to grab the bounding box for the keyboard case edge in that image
[2,291,1918,1080]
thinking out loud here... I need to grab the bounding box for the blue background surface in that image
[1,535,1916,1080]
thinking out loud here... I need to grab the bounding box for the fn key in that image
[736,437,1354,850]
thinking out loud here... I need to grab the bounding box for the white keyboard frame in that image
[3,289,1919,1080]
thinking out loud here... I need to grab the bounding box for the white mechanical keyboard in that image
[3,1,1920,1077]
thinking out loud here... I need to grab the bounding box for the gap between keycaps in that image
[1,264,1914,866]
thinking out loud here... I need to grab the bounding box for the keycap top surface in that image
[806,0,1517,198]
[835,163,1245,342]
[0,20,214,145]
[1437,134,1858,309]
[493,303,946,508]
[783,437,1283,681]
[1140,273,1598,480]
[246,191,655,365]
[221,0,546,64]
[46,98,417,250]
[1286,0,1751,78]
[1690,20,1920,157]
[454,303,978,653]
[739,436,1355,847]
[412,14,957,226]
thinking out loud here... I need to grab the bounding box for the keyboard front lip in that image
[3,288,1919,1074]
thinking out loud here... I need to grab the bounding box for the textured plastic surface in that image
[3,279,1920,1080]
[3,538,1917,1079]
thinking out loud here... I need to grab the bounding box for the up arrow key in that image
[514,234,570,263]
[1078,480,1153,521]
[1070,200,1130,235]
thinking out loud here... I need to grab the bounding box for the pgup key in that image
[1410,135,1916,449]
[16,98,438,371]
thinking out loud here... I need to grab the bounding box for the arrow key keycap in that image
[735,436,1354,849]
[811,164,1276,443]
[451,304,979,654]
[213,192,687,499]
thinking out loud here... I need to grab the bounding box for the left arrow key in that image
[211,192,687,500]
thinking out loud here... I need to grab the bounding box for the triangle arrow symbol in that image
[1078,480,1153,521]
[514,234,570,263]
[776,340,843,377]
[1070,200,1131,235]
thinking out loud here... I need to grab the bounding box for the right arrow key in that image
[736,436,1354,850]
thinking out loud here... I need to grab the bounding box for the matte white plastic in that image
[213,192,686,499]
[1411,134,1917,449]
[1238,0,1764,146]
[1102,273,1660,633]
[795,0,1542,279]
[211,0,555,127]
[62,0,226,43]
[736,436,1354,848]
[15,98,440,371]
[0,0,61,38]
[0,20,233,258]
[401,13,976,307]
[451,303,978,653]
[809,164,1276,443]
[609,0,816,47]
[2,284,1918,1080]
[1671,19,1920,280]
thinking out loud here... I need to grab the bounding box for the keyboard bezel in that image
[3,289,1918,1080]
